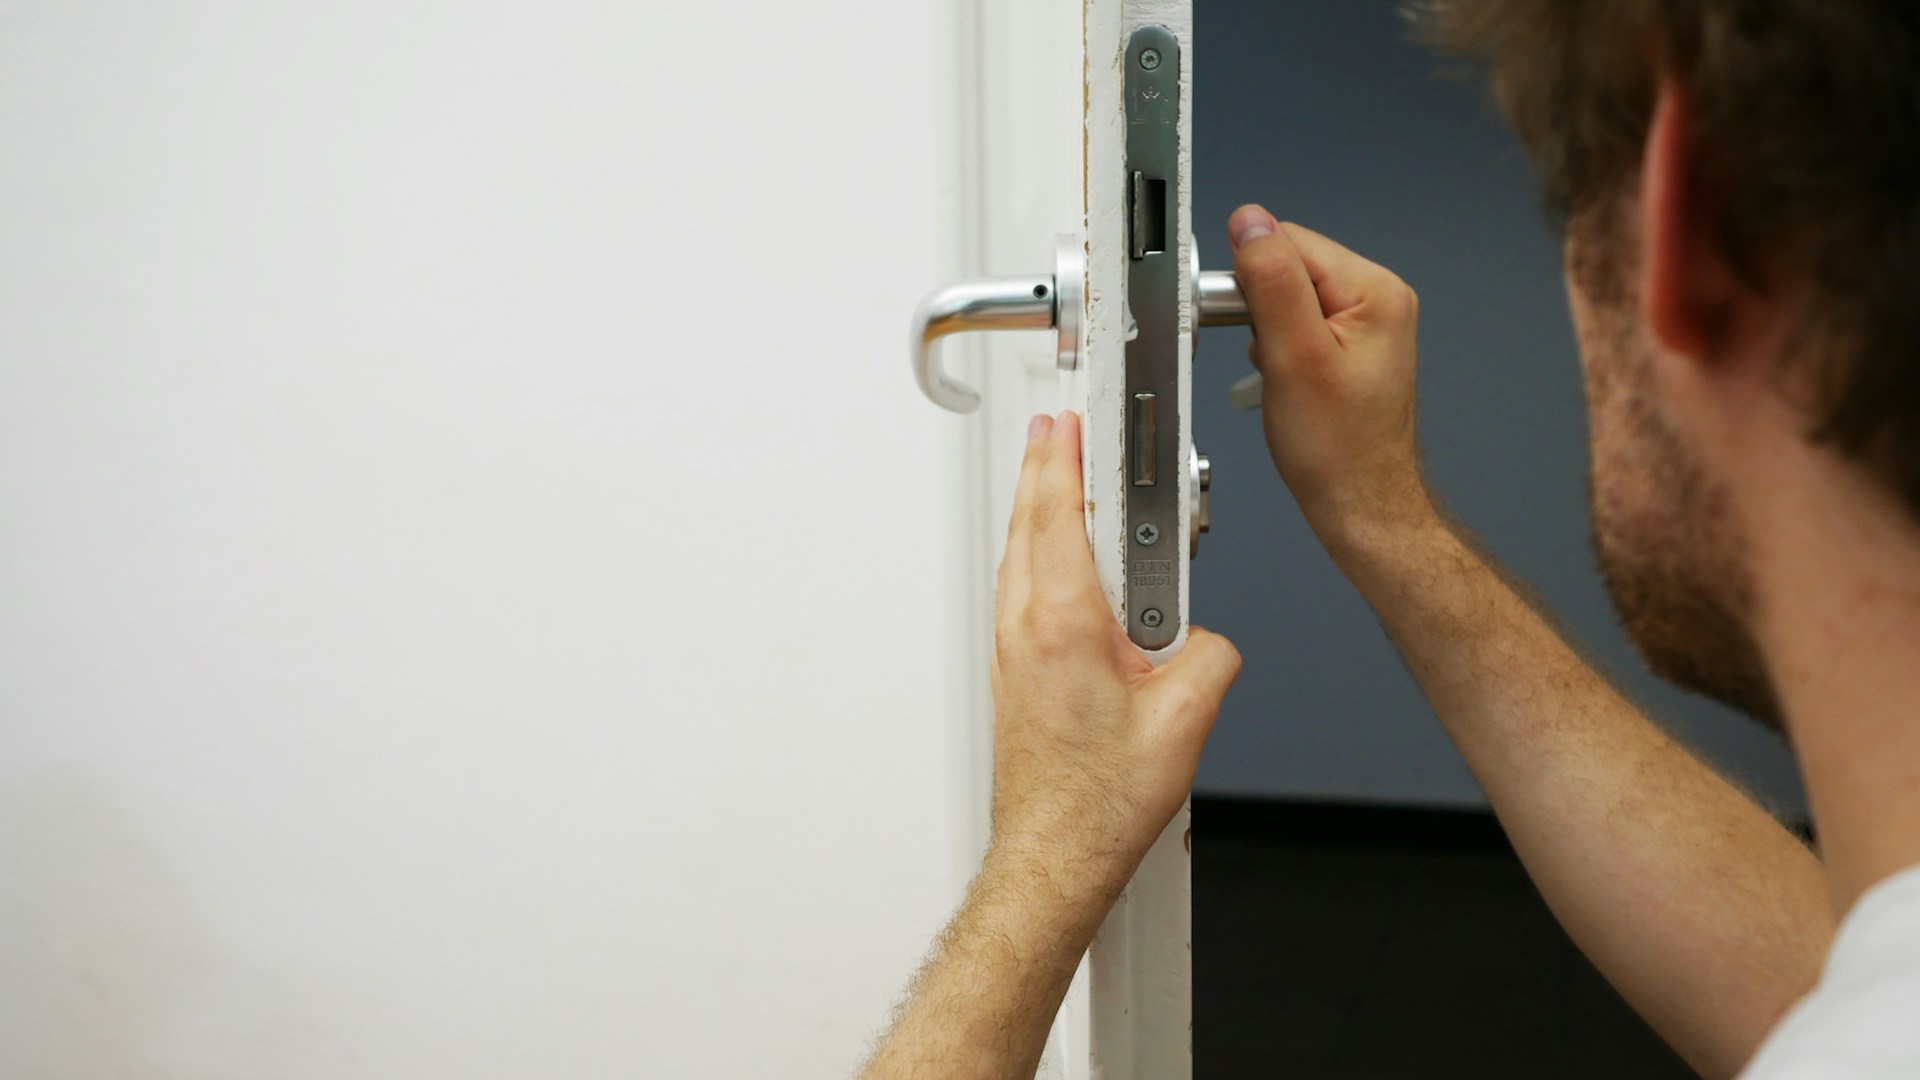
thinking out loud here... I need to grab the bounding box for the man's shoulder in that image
[1741,866,1920,1080]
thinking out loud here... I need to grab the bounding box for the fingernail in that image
[1028,414,1052,441]
[1231,210,1274,248]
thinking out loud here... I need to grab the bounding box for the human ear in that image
[1640,78,1742,366]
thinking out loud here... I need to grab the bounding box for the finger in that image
[998,414,1055,608]
[1027,411,1102,601]
[1143,627,1243,740]
[1229,205,1340,369]
[1277,222,1407,322]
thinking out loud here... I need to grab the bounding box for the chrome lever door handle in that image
[911,276,1055,413]
[911,235,1086,414]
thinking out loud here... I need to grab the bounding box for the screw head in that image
[1135,522,1160,546]
[1140,608,1165,629]
[1140,48,1162,70]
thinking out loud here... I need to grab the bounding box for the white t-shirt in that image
[1742,865,1920,1078]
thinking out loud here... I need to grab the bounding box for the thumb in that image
[1229,205,1338,369]
[1143,627,1243,742]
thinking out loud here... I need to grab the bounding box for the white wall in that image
[0,3,976,1076]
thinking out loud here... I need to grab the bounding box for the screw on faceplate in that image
[1140,608,1165,629]
[1135,522,1161,546]
[1140,48,1162,70]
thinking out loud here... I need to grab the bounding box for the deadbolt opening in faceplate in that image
[1130,172,1168,261]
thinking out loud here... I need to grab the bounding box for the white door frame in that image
[930,0,1088,871]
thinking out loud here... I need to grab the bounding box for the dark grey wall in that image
[1188,0,1805,812]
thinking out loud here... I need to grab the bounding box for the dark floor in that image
[1193,798,1696,1079]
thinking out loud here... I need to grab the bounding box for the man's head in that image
[1425,0,1920,729]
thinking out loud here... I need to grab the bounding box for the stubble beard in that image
[1572,222,1787,730]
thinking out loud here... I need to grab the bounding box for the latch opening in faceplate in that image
[1130,171,1167,261]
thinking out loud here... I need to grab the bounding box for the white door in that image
[0,3,975,1077]
[0,1,1236,1075]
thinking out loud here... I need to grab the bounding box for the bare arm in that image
[1337,501,1829,1079]
[856,848,1106,1080]
[1228,205,1834,1080]
[859,412,1242,1080]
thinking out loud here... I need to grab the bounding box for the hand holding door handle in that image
[910,236,1249,413]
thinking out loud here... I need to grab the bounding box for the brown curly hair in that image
[1420,0,1920,514]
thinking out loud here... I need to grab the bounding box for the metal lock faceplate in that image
[1124,25,1182,650]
